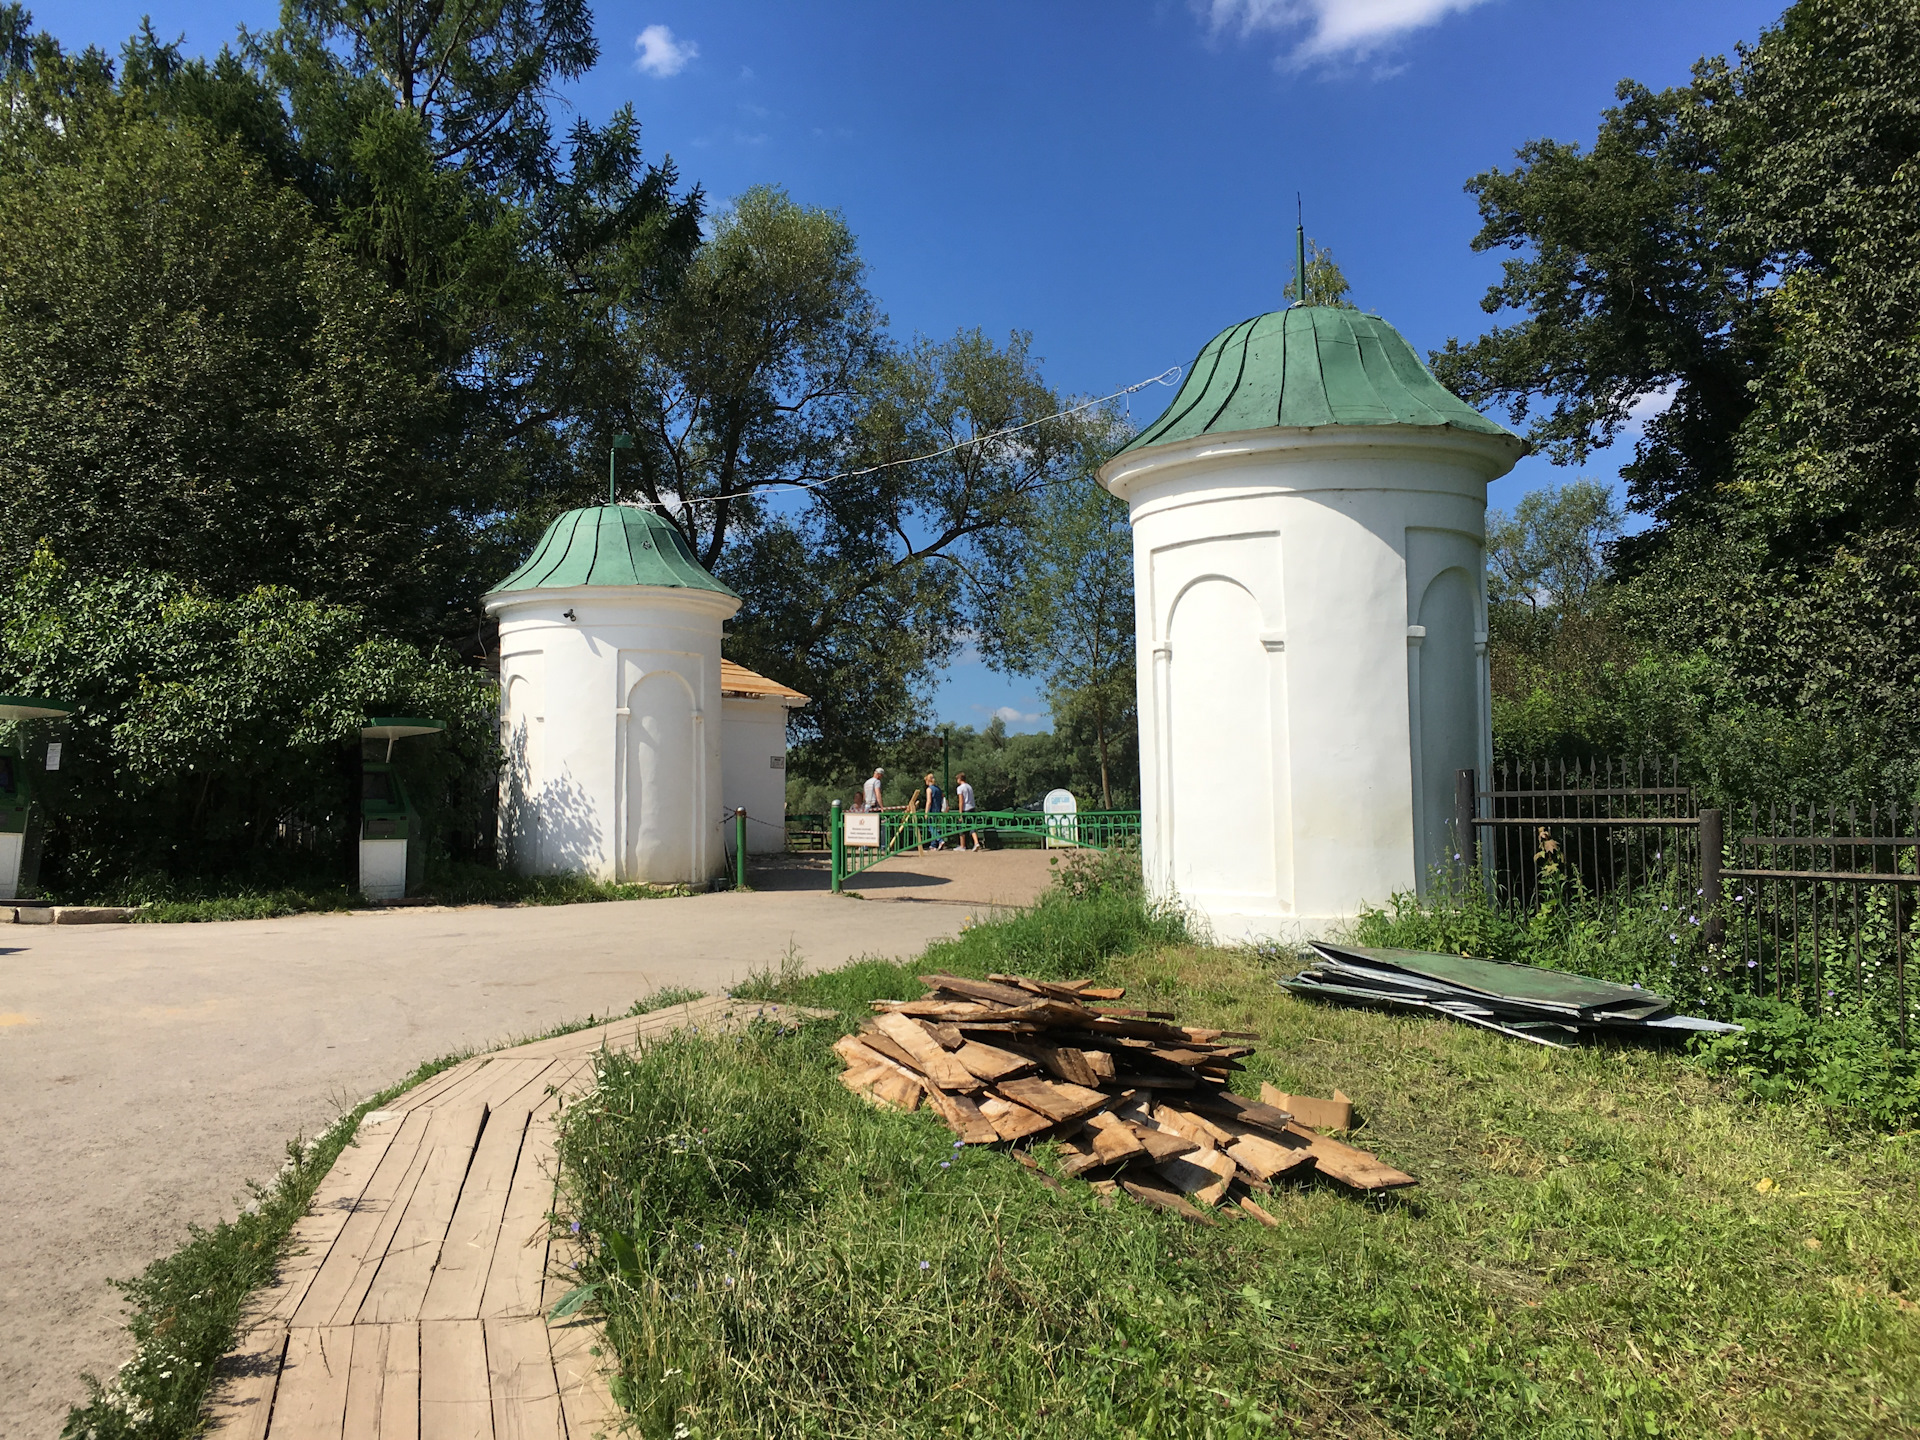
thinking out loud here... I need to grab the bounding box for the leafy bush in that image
[0,548,498,897]
[1694,998,1920,1131]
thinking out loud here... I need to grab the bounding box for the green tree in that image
[975,469,1136,809]
[1435,0,1920,791]
[1282,237,1355,307]
[1486,480,1624,613]
[0,103,457,623]
[0,547,497,894]
[726,329,1118,771]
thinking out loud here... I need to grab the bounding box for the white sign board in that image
[844,812,881,847]
[44,742,62,772]
[1043,788,1078,847]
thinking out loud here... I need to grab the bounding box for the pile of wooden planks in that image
[833,972,1415,1222]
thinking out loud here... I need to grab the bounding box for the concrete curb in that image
[0,906,140,925]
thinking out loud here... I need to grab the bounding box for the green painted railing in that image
[828,801,1141,892]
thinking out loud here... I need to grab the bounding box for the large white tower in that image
[1098,305,1524,941]
[484,504,741,885]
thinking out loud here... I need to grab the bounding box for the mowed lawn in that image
[555,903,1920,1440]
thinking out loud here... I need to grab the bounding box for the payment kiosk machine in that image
[1,695,74,901]
[359,717,444,901]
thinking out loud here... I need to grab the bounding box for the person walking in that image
[955,771,981,851]
[861,768,884,813]
[923,772,946,849]
[902,782,923,851]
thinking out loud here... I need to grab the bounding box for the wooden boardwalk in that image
[202,996,822,1439]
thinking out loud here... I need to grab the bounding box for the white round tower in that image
[1098,305,1524,941]
[483,504,741,885]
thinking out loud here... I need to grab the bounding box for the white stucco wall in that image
[721,696,791,854]
[1100,426,1518,943]
[485,585,740,885]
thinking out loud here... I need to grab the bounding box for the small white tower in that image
[484,504,741,885]
[1098,304,1524,941]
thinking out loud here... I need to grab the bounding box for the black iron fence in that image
[1721,802,1918,1045]
[1464,758,1701,914]
[1457,760,1920,1042]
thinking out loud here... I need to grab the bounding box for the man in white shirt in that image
[861,768,884,812]
[955,772,980,851]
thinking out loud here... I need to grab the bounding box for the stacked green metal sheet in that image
[1284,942,1740,1047]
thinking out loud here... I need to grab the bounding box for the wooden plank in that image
[343,1323,396,1439]
[993,1077,1108,1124]
[294,1109,440,1328]
[921,1084,1000,1145]
[1260,1082,1352,1131]
[832,1034,891,1070]
[850,1026,925,1074]
[482,1099,562,1320]
[1119,1176,1215,1224]
[865,1069,923,1110]
[871,1012,980,1091]
[925,1021,964,1049]
[549,1317,617,1440]
[1051,1139,1109,1178]
[419,1319,495,1440]
[1225,1132,1318,1183]
[1126,1123,1198,1164]
[1152,1103,1232,1147]
[1083,1112,1148,1165]
[389,1058,488,1114]
[200,1321,288,1439]
[1009,1041,1100,1088]
[421,1106,536,1321]
[1237,1197,1280,1228]
[357,1104,491,1324]
[950,1039,1035,1083]
[486,1316,566,1440]
[1083,1049,1117,1083]
[1184,1089,1296,1135]
[976,1094,1054,1141]
[381,1323,423,1440]
[268,1325,353,1439]
[1279,1123,1417,1191]
[917,973,1037,1006]
[1153,1145,1237,1205]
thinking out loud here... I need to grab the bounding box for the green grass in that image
[111,861,701,922]
[559,882,1920,1438]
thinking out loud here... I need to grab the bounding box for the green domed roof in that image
[491,504,738,598]
[1121,306,1519,455]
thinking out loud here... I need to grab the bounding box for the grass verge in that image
[557,870,1920,1438]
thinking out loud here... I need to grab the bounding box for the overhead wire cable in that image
[632,365,1182,510]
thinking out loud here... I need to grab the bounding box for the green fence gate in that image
[828,800,1141,892]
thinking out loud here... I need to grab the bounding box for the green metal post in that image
[735,807,748,890]
[829,800,843,893]
[943,726,951,798]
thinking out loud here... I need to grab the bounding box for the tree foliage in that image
[1438,0,1920,790]
[0,547,497,894]
[974,467,1136,807]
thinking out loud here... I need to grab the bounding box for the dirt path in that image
[0,858,1050,1439]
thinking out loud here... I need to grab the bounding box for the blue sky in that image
[34,0,1783,732]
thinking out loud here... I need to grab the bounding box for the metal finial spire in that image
[1295,193,1307,308]
[609,433,634,504]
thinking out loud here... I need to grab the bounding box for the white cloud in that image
[1197,0,1491,64]
[1626,382,1676,433]
[993,705,1043,726]
[634,24,698,77]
